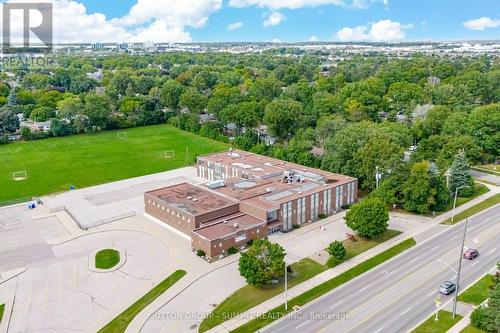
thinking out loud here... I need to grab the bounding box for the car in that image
[463,249,479,260]
[439,281,456,295]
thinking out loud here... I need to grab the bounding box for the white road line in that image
[374,327,384,333]
[428,291,436,296]
[489,248,496,254]
[450,235,458,240]
[473,238,479,244]
[330,301,343,309]
[400,307,413,316]
[295,320,310,329]
[472,261,480,266]
[410,256,420,262]
[431,246,439,251]
[359,285,370,292]
[386,270,395,276]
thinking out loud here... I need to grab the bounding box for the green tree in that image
[0,109,20,134]
[83,94,113,129]
[470,279,500,333]
[263,98,303,140]
[448,150,474,197]
[344,197,389,239]
[30,106,55,122]
[327,241,346,262]
[179,88,207,114]
[160,79,184,110]
[238,239,285,286]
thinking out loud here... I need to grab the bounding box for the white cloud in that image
[463,17,500,30]
[308,35,319,41]
[336,19,410,41]
[271,38,282,43]
[1,0,222,43]
[227,21,244,31]
[229,0,387,10]
[263,12,285,27]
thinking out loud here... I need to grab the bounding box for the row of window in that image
[148,198,191,223]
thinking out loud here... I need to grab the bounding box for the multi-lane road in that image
[264,205,500,333]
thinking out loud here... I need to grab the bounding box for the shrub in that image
[470,306,488,331]
[345,198,389,239]
[196,249,206,257]
[327,241,346,261]
[227,246,238,254]
[318,213,328,219]
[326,256,342,268]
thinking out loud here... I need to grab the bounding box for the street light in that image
[452,218,469,319]
[450,185,470,224]
[284,261,289,311]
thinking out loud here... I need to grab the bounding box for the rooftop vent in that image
[233,223,239,228]
[187,196,193,200]
[192,198,199,202]
[266,187,275,193]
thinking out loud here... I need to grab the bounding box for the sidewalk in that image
[207,185,499,333]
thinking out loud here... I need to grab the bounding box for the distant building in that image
[91,42,104,50]
[145,149,357,259]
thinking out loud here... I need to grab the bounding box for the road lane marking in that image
[473,238,479,244]
[400,307,412,316]
[295,320,310,329]
[428,291,436,296]
[472,261,480,266]
[431,246,439,251]
[374,327,384,333]
[330,301,343,309]
[359,285,370,292]
[410,256,420,262]
[489,248,496,254]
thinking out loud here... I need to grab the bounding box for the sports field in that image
[0,125,228,205]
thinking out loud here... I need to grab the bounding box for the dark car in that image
[463,249,479,260]
[439,281,456,295]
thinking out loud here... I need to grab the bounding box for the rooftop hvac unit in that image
[208,179,225,189]
[233,223,239,228]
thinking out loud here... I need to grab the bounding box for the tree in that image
[263,98,303,140]
[449,150,474,197]
[7,89,18,106]
[238,239,285,286]
[327,241,346,261]
[160,79,184,110]
[344,198,389,239]
[30,106,55,122]
[384,81,427,119]
[83,94,113,129]
[402,161,450,213]
[179,88,207,114]
[0,109,20,134]
[470,278,500,332]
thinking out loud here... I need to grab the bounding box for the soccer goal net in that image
[164,150,175,159]
[13,171,27,181]
[117,132,127,139]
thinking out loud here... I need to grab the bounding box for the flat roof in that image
[193,212,266,240]
[146,183,237,216]
[200,149,356,205]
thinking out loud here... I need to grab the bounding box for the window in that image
[311,193,319,221]
[282,202,293,231]
[235,234,247,242]
[297,197,306,225]
[267,210,278,222]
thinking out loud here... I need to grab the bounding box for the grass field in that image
[411,310,462,333]
[461,325,486,333]
[458,274,495,305]
[95,249,120,269]
[0,125,228,205]
[231,238,416,333]
[98,270,186,333]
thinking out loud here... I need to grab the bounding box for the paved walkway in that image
[206,184,499,333]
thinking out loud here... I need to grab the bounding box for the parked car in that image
[463,249,479,260]
[439,281,456,295]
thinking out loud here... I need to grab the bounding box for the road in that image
[471,169,500,185]
[263,205,500,333]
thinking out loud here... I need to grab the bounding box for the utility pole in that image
[452,218,468,318]
[450,185,469,224]
[284,263,288,311]
[375,166,382,189]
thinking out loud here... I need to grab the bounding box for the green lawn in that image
[231,238,416,333]
[454,184,490,207]
[458,274,495,305]
[98,269,186,333]
[343,229,402,260]
[0,303,4,323]
[472,165,499,175]
[95,249,120,269]
[199,258,327,332]
[442,194,500,225]
[461,324,486,333]
[0,124,228,205]
[411,310,462,333]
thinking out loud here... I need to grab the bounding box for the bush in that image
[227,246,238,254]
[292,224,301,229]
[327,241,346,261]
[318,213,328,219]
[345,198,389,239]
[326,256,343,268]
[470,306,488,331]
[196,249,206,257]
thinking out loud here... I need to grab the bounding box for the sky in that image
[2,0,500,43]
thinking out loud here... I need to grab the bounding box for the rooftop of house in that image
[146,183,238,216]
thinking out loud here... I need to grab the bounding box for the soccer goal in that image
[13,171,27,181]
[164,150,175,159]
[117,132,127,139]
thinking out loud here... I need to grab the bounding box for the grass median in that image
[458,274,495,305]
[441,194,500,225]
[411,310,462,333]
[98,269,186,333]
[0,303,4,323]
[95,249,120,269]
[230,238,416,333]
